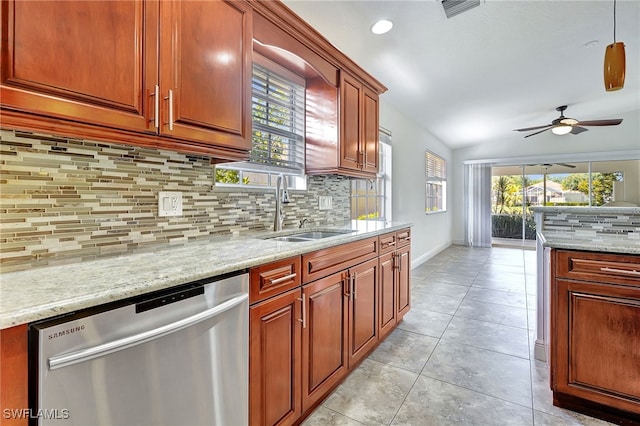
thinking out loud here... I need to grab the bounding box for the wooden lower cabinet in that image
[249,288,302,426]
[551,249,640,422]
[347,258,379,367]
[396,244,411,321]
[0,324,29,426]
[301,272,349,413]
[378,251,397,339]
[251,230,411,425]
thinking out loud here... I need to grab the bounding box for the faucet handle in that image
[299,218,309,229]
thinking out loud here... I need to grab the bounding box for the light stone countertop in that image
[540,232,640,255]
[0,221,411,329]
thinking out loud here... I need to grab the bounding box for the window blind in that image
[425,150,447,213]
[250,63,305,172]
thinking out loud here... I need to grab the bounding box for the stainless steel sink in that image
[268,230,351,242]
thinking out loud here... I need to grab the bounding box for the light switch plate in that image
[158,191,182,217]
[318,196,333,210]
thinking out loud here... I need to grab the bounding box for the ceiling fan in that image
[514,105,623,138]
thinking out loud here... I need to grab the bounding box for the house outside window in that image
[215,56,306,190]
[426,150,447,213]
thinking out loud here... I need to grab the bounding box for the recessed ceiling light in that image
[371,19,393,35]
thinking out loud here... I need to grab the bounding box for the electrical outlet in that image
[318,196,333,210]
[158,191,182,217]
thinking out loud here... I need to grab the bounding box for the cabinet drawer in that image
[303,237,378,283]
[379,232,397,254]
[250,256,302,304]
[555,250,640,287]
[396,229,411,248]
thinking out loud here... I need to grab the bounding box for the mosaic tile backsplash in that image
[0,130,351,268]
[542,211,640,239]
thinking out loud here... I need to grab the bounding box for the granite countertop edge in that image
[0,221,412,329]
[540,233,640,255]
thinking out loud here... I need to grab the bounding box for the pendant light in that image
[604,0,625,91]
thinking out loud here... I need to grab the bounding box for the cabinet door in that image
[250,288,302,426]
[361,87,379,174]
[397,245,411,321]
[553,278,640,415]
[348,258,378,367]
[339,73,362,171]
[301,272,348,412]
[378,252,397,339]
[1,0,156,133]
[159,0,252,149]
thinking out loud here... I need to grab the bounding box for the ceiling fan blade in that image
[557,163,576,168]
[575,119,623,126]
[514,124,553,132]
[524,127,553,138]
[570,126,588,135]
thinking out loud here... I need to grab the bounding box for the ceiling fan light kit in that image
[513,105,623,138]
[604,0,626,91]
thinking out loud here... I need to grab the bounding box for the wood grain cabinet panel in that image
[378,251,397,339]
[347,258,378,367]
[0,324,29,426]
[159,0,252,150]
[301,272,348,413]
[250,256,302,305]
[302,237,378,283]
[249,288,302,426]
[397,244,411,321]
[551,250,640,422]
[1,0,252,159]
[1,0,155,133]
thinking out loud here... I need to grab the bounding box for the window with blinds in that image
[215,57,306,189]
[426,150,447,213]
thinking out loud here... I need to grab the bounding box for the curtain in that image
[464,163,492,247]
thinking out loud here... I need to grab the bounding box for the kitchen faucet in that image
[273,174,290,231]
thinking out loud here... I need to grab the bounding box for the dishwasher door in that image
[31,271,248,426]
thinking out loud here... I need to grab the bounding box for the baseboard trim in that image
[412,242,451,269]
[534,340,547,362]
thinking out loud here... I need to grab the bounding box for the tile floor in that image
[302,245,613,426]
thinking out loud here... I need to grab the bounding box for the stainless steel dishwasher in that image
[30,271,249,426]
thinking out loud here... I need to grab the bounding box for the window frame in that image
[425,150,447,214]
[215,54,307,190]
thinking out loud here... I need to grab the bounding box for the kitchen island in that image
[532,207,640,424]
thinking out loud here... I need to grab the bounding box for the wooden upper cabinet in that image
[159,0,252,150]
[362,86,379,174]
[333,71,380,177]
[339,73,362,172]
[1,0,252,159]
[1,0,155,133]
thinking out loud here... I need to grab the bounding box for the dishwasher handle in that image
[48,293,248,371]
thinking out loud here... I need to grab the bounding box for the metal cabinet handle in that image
[269,273,297,286]
[386,241,396,247]
[165,89,174,131]
[351,272,357,300]
[49,293,248,371]
[298,294,306,329]
[343,276,351,298]
[600,267,640,276]
[153,84,159,128]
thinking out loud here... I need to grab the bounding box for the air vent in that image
[441,0,480,19]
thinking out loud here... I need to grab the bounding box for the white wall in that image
[451,109,640,244]
[379,100,453,266]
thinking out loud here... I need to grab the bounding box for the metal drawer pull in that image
[386,241,396,247]
[49,293,248,371]
[269,273,297,286]
[298,294,306,329]
[600,267,640,276]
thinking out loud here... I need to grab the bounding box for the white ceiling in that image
[282,0,640,149]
